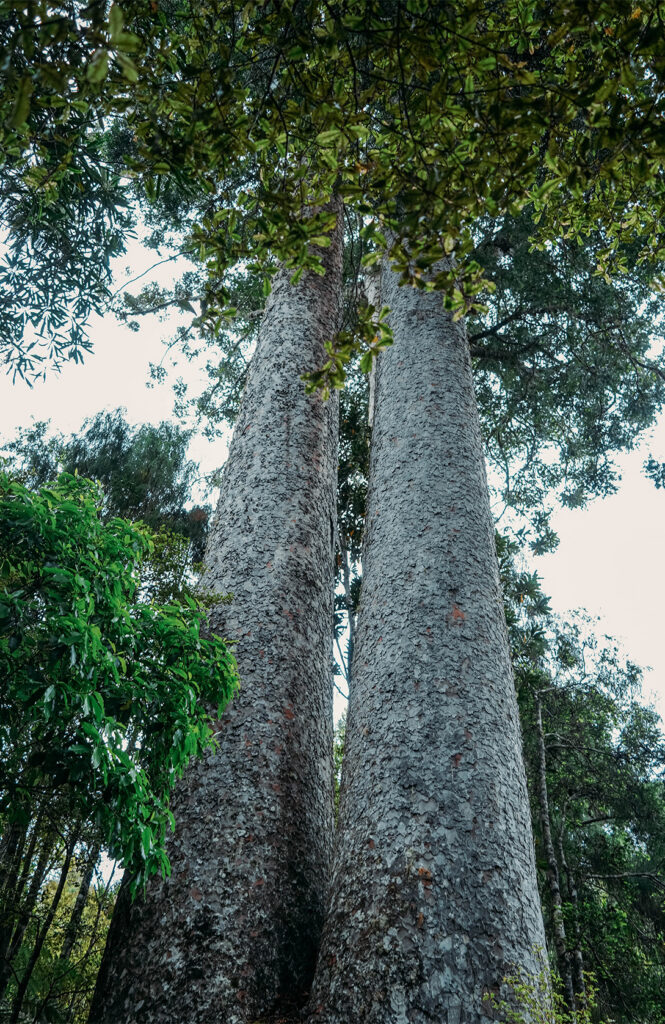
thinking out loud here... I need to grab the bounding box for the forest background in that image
[2,2,665,1023]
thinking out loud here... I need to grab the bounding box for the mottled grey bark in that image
[91,208,343,1024]
[309,264,547,1024]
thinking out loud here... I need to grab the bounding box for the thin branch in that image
[109,254,190,300]
[585,872,665,892]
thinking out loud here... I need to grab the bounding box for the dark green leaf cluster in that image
[0,471,237,891]
[645,454,665,489]
[0,0,142,379]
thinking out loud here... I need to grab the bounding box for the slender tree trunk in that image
[556,822,586,1005]
[0,820,25,900]
[59,838,101,964]
[9,833,76,1024]
[33,838,101,1024]
[309,264,547,1023]
[0,819,27,997]
[0,827,54,1002]
[534,692,576,1010]
[91,205,343,1024]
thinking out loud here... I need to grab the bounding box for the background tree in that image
[499,535,665,1022]
[0,465,237,1023]
[2,409,210,561]
[5,843,118,1024]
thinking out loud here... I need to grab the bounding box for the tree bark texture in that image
[309,265,547,1024]
[91,209,343,1024]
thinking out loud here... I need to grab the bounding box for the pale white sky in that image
[2,239,664,725]
[538,429,665,719]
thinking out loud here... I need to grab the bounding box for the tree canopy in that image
[3,0,665,378]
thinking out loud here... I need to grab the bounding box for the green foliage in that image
[0,1,139,378]
[0,832,116,1024]
[485,965,602,1024]
[645,454,665,489]
[333,361,370,655]
[128,269,264,439]
[5,2,665,379]
[0,418,233,1022]
[470,211,665,544]
[0,471,237,889]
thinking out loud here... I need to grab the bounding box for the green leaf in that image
[116,31,142,52]
[9,76,33,128]
[316,128,343,146]
[86,49,109,83]
[109,4,124,41]
[116,52,139,83]
[359,350,373,374]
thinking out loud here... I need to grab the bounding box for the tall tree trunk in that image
[309,264,547,1024]
[91,206,343,1024]
[534,692,576,1010]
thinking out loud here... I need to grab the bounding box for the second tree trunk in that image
[310,265,547,1023]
